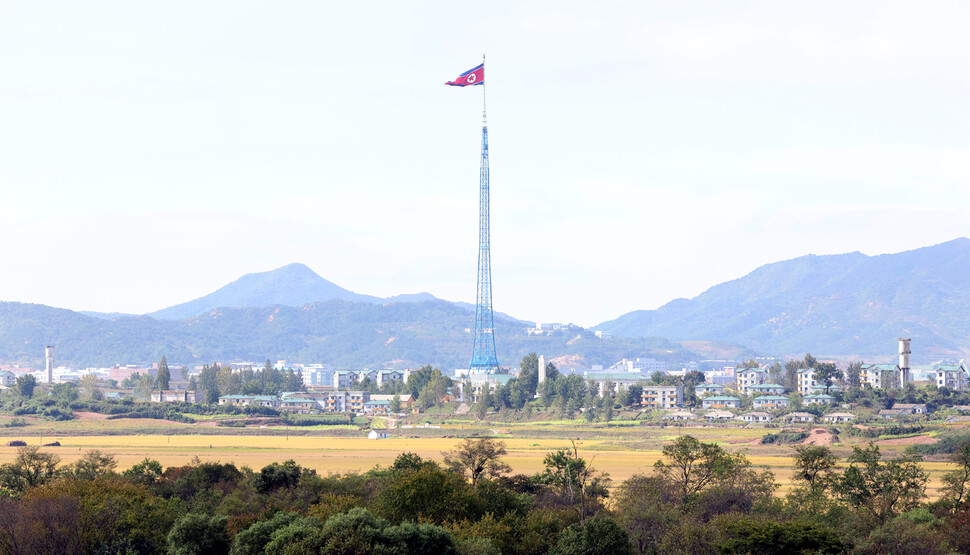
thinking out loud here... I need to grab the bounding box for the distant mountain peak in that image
[147,263,437,320]
[595,237,970,359]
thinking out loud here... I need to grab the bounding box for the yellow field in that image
[0,434,955,496]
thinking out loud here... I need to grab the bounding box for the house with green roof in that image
[695,383,725,397]
[748,383,787,396]
[702,395,740,409]
[218,394,279,408]
[936,363,969,391]
[752,395,790,410]
[803,394,835,405]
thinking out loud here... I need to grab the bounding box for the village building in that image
[738,411,772,423]
[151,390,198,404]
[935,364,969,391]
[803,394,835,405]
[751,395,790,410]
[218,394,280,408]
[735,368,767,395]
[747,383,787,396]
[786,412,815,424]
[279,397,320,414]
[662,410,697,421]
[702,395,741,409]
[823,412,856,423]
[640,385,684,409]
[893,403,927,415]
[363,399,390,415]
[704,410,735,422]
[583,372,649,397]
[797,368,817,395]
[694,383,725,397]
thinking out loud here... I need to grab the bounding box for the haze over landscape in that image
[3,1,969,328]
[4,3,970,554]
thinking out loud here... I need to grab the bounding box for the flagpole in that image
[482,53,487,127]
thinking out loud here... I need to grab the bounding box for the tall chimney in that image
[538,354,546,385]
[898,338,911,387]
[45,345,54,384]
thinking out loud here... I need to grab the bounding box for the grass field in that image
[0,413,963,497]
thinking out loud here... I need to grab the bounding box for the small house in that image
[367,430,390,440]
[823,412,856,423]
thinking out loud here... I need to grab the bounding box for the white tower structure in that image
[45,345,54,384]
[537,354,546,385]
[898,338,911,387]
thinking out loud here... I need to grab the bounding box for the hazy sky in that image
[2,1,969,327]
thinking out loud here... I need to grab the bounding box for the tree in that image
[550,516,633,555]
[835,442,928,521]
[199,364,220,403]
[66,450,117,481]
[653,435,738,507]
[78,374,100,400]
[167,513,230,555]
[123,457,163,486]
[15,374,37,399]
[0,446,61,493]
[539,441,611,522]
[846,361,863,388]
[254,459,314,493]
[476,389,491,420]
[157,356,170,390]
[814,362,842,394]
[231,511,304,555]
[442,437,512,484]
[766,362,784,386]
[791,445,838,494]
[783,360,801,392]
[390,393,401,413]
[940,441,970,508]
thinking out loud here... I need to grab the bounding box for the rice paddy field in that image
[0,413,963,497]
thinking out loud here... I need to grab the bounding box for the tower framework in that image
[469,111,500,373]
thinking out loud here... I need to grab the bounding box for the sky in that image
[1,1,969,327]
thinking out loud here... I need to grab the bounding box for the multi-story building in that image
[583,372,649,397]
[640,385,683,409]
[936,363,969,391]
[797,368,817,395]
[0,370,16,387]
[735,368,766,395]
[324,390,370,413]
[333,369,407,389]
[860,364,900,389]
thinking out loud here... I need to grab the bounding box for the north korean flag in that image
[445,63,484,86]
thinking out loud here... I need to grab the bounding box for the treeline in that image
[472,354,706,421]
[191,361,305,403]
[1,435,969,553]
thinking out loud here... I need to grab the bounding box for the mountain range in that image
[3,238,970,368]
[595,238,970,361]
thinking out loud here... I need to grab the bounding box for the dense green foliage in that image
[0,433,967,554]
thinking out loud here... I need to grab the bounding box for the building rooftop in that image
[704,396,740,402]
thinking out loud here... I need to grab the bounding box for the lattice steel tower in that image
[469,107,500,373]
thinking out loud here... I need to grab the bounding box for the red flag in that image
[445,63,484,87]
